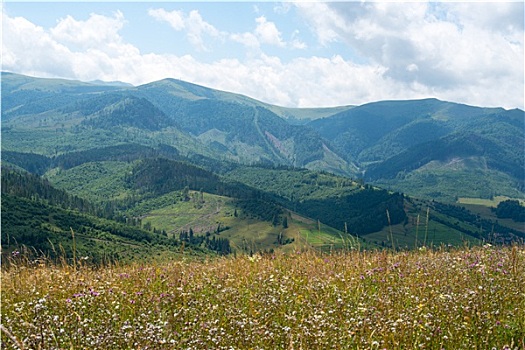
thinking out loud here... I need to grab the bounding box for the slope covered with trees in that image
[2,72,524,258]
[310,99,524,201]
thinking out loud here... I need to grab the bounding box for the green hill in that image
[2,73,524,257]
[2,72,355,175]
[1,72,126,120]
[0,193,188,264]
[309,99,524,201]
[4,72,522,202]
[0,167,206,263]
[135,79,355,173]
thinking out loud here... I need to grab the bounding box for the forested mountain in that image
[2,72,355,175]
[133,78,356,173]
[225,166,406,234]
[3,72,523,202]
[308,98,504,160]
[2,72,123,119]
[4,156,522,261]
[309,99,524,201]
[2,72,524,260]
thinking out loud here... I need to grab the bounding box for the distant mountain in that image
[133,77,353,122]
[1,72,127,119]
[134,78,357,173]
[2,72,523,202]
[80,95,175,131]
[309,98,505,160]
[2,72,355,175]
[309,99,524,201]
[2,72,524,258]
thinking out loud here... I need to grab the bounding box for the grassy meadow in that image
[457,196,525,207]
[139,191,371,254]
[2,245,524,349]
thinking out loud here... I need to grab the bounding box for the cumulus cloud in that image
[2,13,76,78]
[50,11,126,52]
[254,16,285,47]
[2,4,523,110]
[296,2,345,46]
[230,32,260,49]
[3,10,142,83]
[0,10,396,107]
[231,15,306,52]
[148,8,184,30]
[290,30,307,50]
[148,8,225,51]
[295,1,524,109]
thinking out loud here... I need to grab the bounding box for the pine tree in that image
[282,216,288,229]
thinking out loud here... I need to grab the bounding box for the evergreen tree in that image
[272,214,280,227]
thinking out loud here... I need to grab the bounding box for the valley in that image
[3,3,524,349]
[1,72,524,261]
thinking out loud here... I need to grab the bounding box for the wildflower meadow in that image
[2,245,524,349]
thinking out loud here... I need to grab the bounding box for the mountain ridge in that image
[2,72,524,259]
[2,72,523,202]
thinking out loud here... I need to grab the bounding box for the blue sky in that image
[2,2,524,109]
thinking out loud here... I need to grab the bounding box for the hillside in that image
[3,73,523,202]
[2,72,524,257]
[134,78,356,173]
[223,166,524,248]
[2,72,355,175]
[2,73,525,202]
[42,157,387,246]
[1,72,125,119]
[0,167,209,263]
[309,99,524,201]
[2,153,523,261]
[0,161,370,259]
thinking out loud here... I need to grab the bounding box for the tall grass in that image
[2,245,524,349]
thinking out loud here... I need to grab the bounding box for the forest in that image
[495,199,525,222]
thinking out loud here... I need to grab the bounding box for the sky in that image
[2,1,524,109]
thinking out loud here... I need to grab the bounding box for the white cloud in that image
[50,11,125,49]
[2,10,147,83]
[290,30,307,50]
[2,13,76,78]
[447,2,524,35]
[186,10,224,50]
[255,16,285,47]
[0,11,397,107]
[2,6,523,110]
[148,8,225,51]
[49,11,140,61]
[290,39,307,50]
[273,3,292,15]
[406,63,418,72]
[295,1,524,109]
[230,32,260,49]
[295,2,346,46]
[231,15,306,51]
[148,8,184,30]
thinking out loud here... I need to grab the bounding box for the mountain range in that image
[1,72,524,259]
[3,72,523,202]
